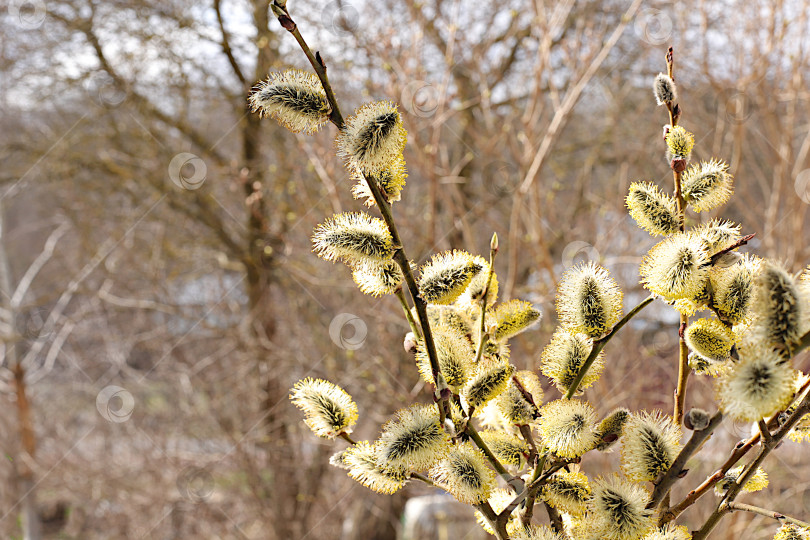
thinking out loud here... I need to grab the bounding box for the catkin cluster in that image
[253,35,809,540]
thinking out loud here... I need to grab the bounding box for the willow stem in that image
[648,411,723,511]
[564,295,654,399]
[395,287,421,339]
[726,502,810,528]
[271,2,449,421]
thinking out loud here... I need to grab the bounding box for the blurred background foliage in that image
[0,0,808,538]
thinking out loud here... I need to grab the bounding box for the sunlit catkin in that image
[479,430,529,467]
[312,212,393,264]
[642,524,692,540]
[456,256,499,307]
[537,399,598,458]
[495,370,544,425]
[463,360,515,411]
[774,523,810,540]
[713,465,768,495]
[248,69,330,133]
[512,525,565,540]
[541,329,605,396]
[541,468,592,516]
[351,154,408,206]
[620,411,682,482]
[474,488,523,536]
[589,476,654,540]
[665,125,694,160]
[640,232,710,301]
[711,254,760,325]
[289,378,358,439]
[491,299,542,342]
[594,408,630,451]
[653,73,677,105]
[415,323,474,391]
[419,250,483,305]
[626,181,680,236]
[751,261,810,353]
[684,317,736,362]
[557,262,624,338]
[377,404,450,471]
[351,260,403,297]
[337,101,407,174]
[344,441,408,494]
[693,218,740,255]
[682,159,733,212]
[717,344,796,421]
[430,442,496,505]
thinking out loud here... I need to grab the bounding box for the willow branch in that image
[564,295,654,399]
[726,502,810,528]
[271,1,448,419]
[693,392,810,539]
[648,411,723,510]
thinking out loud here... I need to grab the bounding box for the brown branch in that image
[648,411,723,511]
[727,502,810,529]
[214,0,247,88]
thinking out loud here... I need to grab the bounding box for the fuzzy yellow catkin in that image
[710,253,760,325]
[336,101,407,174]
[289,378,358,439]
[376,404,451,471]
[351,260,403,296]
[312,212,393,264]
[491,299,542,341]
[462,360,515,411]
[787,373,810,443]
[642,525,692,540]
[692,218,740,255]
[688,352,731,378]
[594,407,630,451]
[751,261,810,353]
[640,232,710,301]
[589,475,654,540]
[682,159,734,212]
[418,250,483,305]
[665,125,694,159]
[495,370,544,425]
[684,317,736,362]
[774,523,810,540]
[478,430,529,467]
[248,69,330,133]
[556,262,623,338]
[620,411,682,482]
[541,329,605,396]
[351,154,408,206]
[456,255,499,307]
[511,525,565,540]
[541,468,592,516]
[430,442,497,504]
[474,489,524,536]
[626,181,680,236]
[716,342,796,421]
[714,465,769,495]
[537,399,598,458]
[344,441,408,494]
[415,323,474,391]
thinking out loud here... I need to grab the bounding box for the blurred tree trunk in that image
[0,202,41,540]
